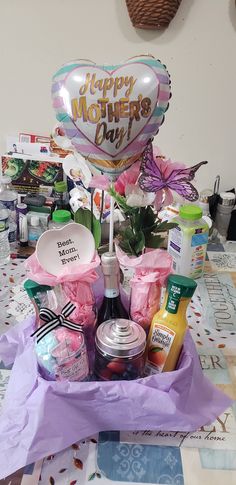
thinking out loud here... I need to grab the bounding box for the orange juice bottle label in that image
[145,324,176,374]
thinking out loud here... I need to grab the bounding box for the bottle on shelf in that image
[0,202,10,265]
[145,274,197,375]
[16,203,28,246]
[0,176,17,248]
[197,190,213,236]
[215,192,235,240]
[49,209,72,229]
[53,181,70,211]
[96,252,129,328]
[24,279,52,322]
[28,215,43,247]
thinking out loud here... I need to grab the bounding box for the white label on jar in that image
[168,227,182,255]
[168,227,182,271]
[145,324,175,374]
[57,350,89,381]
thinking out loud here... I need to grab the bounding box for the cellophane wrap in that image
[116,246,173,333]
[0,316,232,479]
[25,252,100,350]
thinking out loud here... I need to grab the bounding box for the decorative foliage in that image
[79,140,207,255]
[109,186,177,256]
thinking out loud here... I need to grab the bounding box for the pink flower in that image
[153,145,164,158]
[156,157,186,180]
[114,148,162,196]
[89,174,110,191]
[126,184,155,207]
[140,141,206,210]
[114,161,141,195]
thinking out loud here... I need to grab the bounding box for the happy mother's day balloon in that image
[52,55,171,178]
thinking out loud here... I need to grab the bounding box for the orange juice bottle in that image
[145,275,197,374]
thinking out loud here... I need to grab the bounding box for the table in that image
[1,246,236,484]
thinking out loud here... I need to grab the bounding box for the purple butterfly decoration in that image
[139,142,208,201]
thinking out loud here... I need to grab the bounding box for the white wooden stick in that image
[109,195,114,253]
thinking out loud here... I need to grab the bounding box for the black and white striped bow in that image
[31,302,83,344]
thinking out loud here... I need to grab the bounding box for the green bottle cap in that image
[166,274,197,314]
[52,209,71,223]
[179,205,203,221]
[54,181,67,193]
[24,279,52,299]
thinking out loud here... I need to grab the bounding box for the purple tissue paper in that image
[0,316,232,479]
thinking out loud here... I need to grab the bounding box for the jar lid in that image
[167,274,197,299]
[52,209,71,223]
[16,203,27,210]
[179,205,203,220]
[0,175,11,184]
[95,319,146,358]
[219,192,235,206]
[54,181,67,193]
[199,189,213,204]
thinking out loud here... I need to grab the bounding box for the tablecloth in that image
[0,246,236,485]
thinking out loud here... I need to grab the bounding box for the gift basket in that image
[0,55,232,479]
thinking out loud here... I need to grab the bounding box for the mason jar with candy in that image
[33,303,90,382]
[94,319,146,381]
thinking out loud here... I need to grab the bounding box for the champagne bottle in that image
[97,252,128,327]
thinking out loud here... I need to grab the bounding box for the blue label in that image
[191,233,208,247]
[29,235,39,241]
[0,199,16,212]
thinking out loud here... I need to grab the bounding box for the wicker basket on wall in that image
[125,0,182,30]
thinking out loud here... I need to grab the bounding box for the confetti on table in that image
[207,252,236,272]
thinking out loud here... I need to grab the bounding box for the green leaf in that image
[150,346,163,353]
[119,238,135,256]
[74,208,101,249]
[88,472,96,481]
[122,227,135,240]
[108,186,135,215]
[145,234,164,249]
[141,206,156,228]
[134,231,145,254]
[133,210,142,232]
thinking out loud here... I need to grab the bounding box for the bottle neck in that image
[104,272,120,298]
[164,293,191,316]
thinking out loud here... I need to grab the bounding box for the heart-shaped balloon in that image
[52,55,171,178]
[36,223,95,276]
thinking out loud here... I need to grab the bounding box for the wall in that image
[0,0,236,191]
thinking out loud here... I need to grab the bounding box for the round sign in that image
[36,223,95,276]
